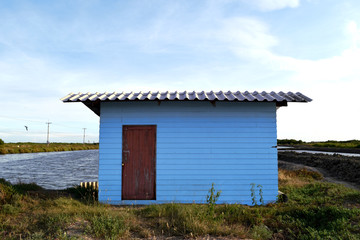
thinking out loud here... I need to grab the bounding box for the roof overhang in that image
[61,91,311,116]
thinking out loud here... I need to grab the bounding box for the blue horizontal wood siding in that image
[98,101,278,205]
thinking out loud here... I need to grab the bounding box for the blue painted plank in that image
[157,148,277,154]
[98,199,276,205]
[157,174,277,180]
[95,185,259,192]
[156,132,276,138]
[98,169,279,176]
[157,138,276,143]
[99,180,121,186]
[100,142,275,149]
[156,169,277,175]
[99,175,122,181]
[156,185,278,191]
[155,179,278,185]
[156,164,277,170]
[99,193,278,200]
[100,179,278,185]
[156,190,278,196]
[99,153,277,160]
[156,159,277,164]
[154,153,275,158]
[100,117,276,125]
[99,162,278,170]
[99,160,122,165]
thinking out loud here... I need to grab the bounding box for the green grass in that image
[278,139,360,148]
[0,142,99,154]
[0,169,360,239]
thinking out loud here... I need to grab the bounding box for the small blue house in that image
[62,91,311,205]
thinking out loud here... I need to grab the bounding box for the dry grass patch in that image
[279,168,323,187]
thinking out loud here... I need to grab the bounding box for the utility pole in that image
[83,128,86,144]
[46,122,52,145]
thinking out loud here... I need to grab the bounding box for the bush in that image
[0,138,4,145]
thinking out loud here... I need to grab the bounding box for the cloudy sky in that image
[0,0,359,143]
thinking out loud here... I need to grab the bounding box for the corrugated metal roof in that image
[62,91,311,103]
[61,91,311,116]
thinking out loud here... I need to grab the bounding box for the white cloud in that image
[247,0,300,11]
[218,17,278,53]
[346,20,360,48]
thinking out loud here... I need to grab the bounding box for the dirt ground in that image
[278,151,360,191]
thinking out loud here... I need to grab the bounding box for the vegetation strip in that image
[1,168,360,239]
[278,139,360,154]
[0,141,99,154]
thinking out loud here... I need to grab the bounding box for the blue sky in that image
[0,0,359,143]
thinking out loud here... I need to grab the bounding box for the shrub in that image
[66,185,98,203]
[13,182,43,194]
[0,138,4,145]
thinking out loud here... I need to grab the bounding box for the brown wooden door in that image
[122,125,156,200]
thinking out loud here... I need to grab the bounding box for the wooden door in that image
[122,125,156,200]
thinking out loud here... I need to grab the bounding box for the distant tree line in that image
[278,139,360,148]
[277,139,304,145]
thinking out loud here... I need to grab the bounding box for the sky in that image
[0,0,359,143]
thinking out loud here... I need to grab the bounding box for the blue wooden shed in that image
[62,91,311,205]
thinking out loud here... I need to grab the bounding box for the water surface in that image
[0,150,98,189]
[278,149,360,157]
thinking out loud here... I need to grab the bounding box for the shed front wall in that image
[98,101,278,205]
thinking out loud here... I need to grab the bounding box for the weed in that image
[0,178,18,205]
[251,224,273,240]
[85,213,129,239]
[34,213,71,238]
[250,183,264,205]
[206,183,221,216]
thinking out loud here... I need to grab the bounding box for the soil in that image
[278,151,360,190]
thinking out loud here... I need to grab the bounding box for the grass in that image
[278,139,360,148]
[1,169,360,239]
[0,142,99,154]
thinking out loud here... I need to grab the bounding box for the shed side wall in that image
[98,101,278,205]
